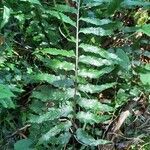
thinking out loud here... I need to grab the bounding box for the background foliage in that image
[0,0,150,149]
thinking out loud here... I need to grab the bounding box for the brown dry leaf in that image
[114,110,130,132]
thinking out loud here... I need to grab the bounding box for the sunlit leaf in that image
[138,24,150,36]
[140,73,150,85]
[38,48,75,58]
[29,108,61,123]
[122,0,150,8]
[76,129,111,146]
[78,98,114,112]
[80,27,113,36]
[39,121,72,144]
[80,17,112,26]
[46,10,76,27]
[116,49,131,70]
[78,67,115,79]
[31,86,74,101]
[77,111,110,124]
[28,73,74,88]
[79,43,120,61]
[21,0,41,5]
[1,6,10,29]
[79,55,113,67]
[79,83,116,94]
[0,84,15,108]
[55,4,77,14]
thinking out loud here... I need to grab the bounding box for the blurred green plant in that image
[0,0,150,149]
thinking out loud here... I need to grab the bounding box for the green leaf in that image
[57,132,71,145]
[50,132,72,145]
[14,139,33,150]
[122,26,139,33]
[0,84,15,108]
[55,4,77,14]
[60,103,74,117]
[140,73,150,85]
[122,0,150,8]
[28,73,61,83]
[79,83,116,94]
[39,121,72,144]
[21,0,41,5]
[76,129,111,146]
[39,48,75,58]
[28,73,74,88]
[0,98,15,109]
[78,67,115,79]
[46,10,76,27]
[116,49,131,70]
[0,98,15,108]
[80,18,112,26]
[53,78,74,88]
[137,64,150,86]
[107,0,123,15]
[31,86,74,102]
[83,0,111,7]
[0,84,15,99]
[80,27,113,36]
[138,24,150,36]
[77,111,110,124]
[29,108,61,123]
[115,89,129,107]
[79,43,120,61]
[79,43,104,55]
[1,6,10,29]
[78,98,114,112]
[123,24,150,36]
[79,55,112,67]
[36,55,75,71]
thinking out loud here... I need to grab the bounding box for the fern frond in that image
[79,55,113,67]
[76,129,111,146]
[28,73,74,88]
[29,108,61,124]
[122,0,150,8]
[80,17,112,26]
[31,86,75,102]
[77,111,110,124]
[54,4,77,14]
[79,82,116,94]
[77,98,114,112]
[80,27,113,36]
[78,67,115,79]
[79,43,120,61]
[0,84,15,108]
[38,48,75,58]
[82,0,111,8]
[46,10,76,27]
[39,121,72,144]
[37,56,75,71]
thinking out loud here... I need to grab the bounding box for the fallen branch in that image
[7,124,31,139]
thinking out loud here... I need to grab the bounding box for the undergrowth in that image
[0,0,150,149]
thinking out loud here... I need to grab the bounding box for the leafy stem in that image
[75,0,80,96]
[69,3,81,147]
[73,0,80,138]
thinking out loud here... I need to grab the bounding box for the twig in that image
[109,132,144,143]
[7,124,31,139]
[139,142,150,150]
[137,118,150,129]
